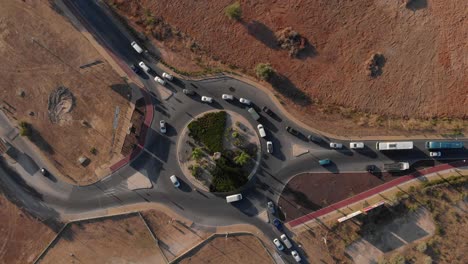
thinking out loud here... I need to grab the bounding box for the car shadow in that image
[171,78,186,88]
[335,146,354,156]
[322,161,339,173]
[354,145,378,159]
[177,180,193,193]
[266,134,286,161]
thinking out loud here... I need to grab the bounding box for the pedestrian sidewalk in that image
[288,161,468,232]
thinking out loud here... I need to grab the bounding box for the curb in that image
[287,160,468,228]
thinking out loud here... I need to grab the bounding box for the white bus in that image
[376,141,413,150]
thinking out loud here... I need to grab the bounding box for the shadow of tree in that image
[405,0,428,11]
[268,74,312,106]
[29,126,54,155]
[110,83,132,101]
[244,20,278,50]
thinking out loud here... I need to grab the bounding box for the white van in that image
[131,41,143,53]
[138,61,150,72]
[257,124,266,138]
[226,194,242,203]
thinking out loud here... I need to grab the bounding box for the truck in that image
[383,162,410,172]
[376,141,413,151]
[248,107,260,120]
[425,141,464,150]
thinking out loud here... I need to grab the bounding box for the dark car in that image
[262,106,275,116]
[130,64,140,73]
[286,126,300,136]
[307,134,323,143]
[366,165,376,173]
[273,218,283,230]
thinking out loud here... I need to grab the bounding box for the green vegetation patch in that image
[209,156,248,192]
[224,2,242,20]
[188,111,227,154]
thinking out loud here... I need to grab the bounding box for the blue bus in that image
[425,141,464,150]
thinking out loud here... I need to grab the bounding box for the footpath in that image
[288,160,468,232]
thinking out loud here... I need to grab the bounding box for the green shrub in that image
[232,131,239,138]
[234,151,250,166]
[416,242,427,253]
[224,2,242,20]
[189,164,202,179]
[90,147,98,155]
[255,63,275,80]
[188,111,227,153]
[209,156,247,192]
[389,254,405,264]
[19,121,31,137]
[191,147,204,161]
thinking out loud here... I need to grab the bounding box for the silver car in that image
[160,120,166,134]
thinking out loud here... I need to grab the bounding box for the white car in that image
[273,238,284,251]
[257,124,266,138]
[159,120,166,134]
[222,94,234,100]
[430,151,442,157]
[154,76,166,85]
[266,141,273,153]
[349,142,364,149]
[162,72,173,80]
[201,96,213,103]
[267,201,275,213]
[329,142,343,149]
[291,250,302,262]
[170,175,180,188]
[280,234,293,249]
[239,98,251,105]
[138,61,150,72]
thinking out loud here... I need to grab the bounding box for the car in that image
[154,76,166,85]
[159,120,166,134]
[239,98,251,105]
[319,159,331,166]
[262,106,274,116]
[366,165,376,173]
[183,89,195,95]
[307,134,322,143]
[131,41,144,53]
[266,141,273,153]
[226,194,243,203]
[201,96,213,103]
[329,142,343,149]
[291,250,302,262]
[170,175,180,188]
[280,234,293,249]
[162,72,173,80]
[257,124,266,138]
[40,168,48,176]
[430,151,442,157]
[286,126,300,136]
[130,64,140,73]
[273,238,284,251]
[267,201,275,214]
[222,94,234,100]
[273,218,282,230]
[350,142,365,149]
[138,61,150,72]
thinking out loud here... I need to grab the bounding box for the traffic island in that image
[177,110,260,192]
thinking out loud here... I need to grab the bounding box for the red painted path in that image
[288,161,467,227]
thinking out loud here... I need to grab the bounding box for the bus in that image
[376,141,413,151]
[425,141,464,150]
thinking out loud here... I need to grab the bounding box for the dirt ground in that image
[278,172,401,222]
[141,209,212,261]
[0,0,132,184]
[178,234,273,264]
[0,193,58,264]
[40,214,165,264]
[107,0,467,136]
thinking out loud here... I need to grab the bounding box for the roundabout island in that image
[177,110,261,193]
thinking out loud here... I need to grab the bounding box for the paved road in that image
[1,0,467,262]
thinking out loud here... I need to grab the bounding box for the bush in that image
[416,242,427,253]
[224,2,242,20]
[255,63,275,80]
[19,121,31,137]
[188,111,227,153]
[389,254,406,264]
[191,147,204,161]
[423,256,432,264]
[209,156,247,192]
[234,151,250,166]
[90,147,98,155]
[189,164,202,179]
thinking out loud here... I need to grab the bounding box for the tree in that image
[255,63,275,80]
[191,147,204,161]
[234,151,250,166]
[224,2,242,20]
[19,121,31,137]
